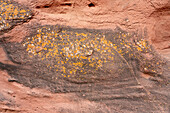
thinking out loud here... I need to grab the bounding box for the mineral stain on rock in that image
[0,0,32,33]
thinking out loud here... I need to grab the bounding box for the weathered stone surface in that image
[0,25,169,112]
[0,0,32,34]
[0,0,169,113]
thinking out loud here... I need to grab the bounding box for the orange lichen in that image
[23,25,164,79]
[23,26,117,78]
[0,0,32,31]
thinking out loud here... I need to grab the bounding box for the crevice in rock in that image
[88,3,95,7]
[35,1,73,9]
[35,0,54,9]
[44,5,50,8]
[36,5,52,9]
[150,6,170,17]
[60,3,72,7]
[161,45,170,50]
[36,6,41,8]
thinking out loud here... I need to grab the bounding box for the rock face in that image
[0,0,169,113]
[0,0,32,34]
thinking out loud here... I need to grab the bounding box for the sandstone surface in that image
[0,0,170,113]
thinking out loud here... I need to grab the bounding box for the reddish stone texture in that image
[0,0,170,112]
[0,71,109,113]
[5,0,167,51]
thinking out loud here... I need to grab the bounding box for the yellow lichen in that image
[23,25,163,79]
[0,0,32,31]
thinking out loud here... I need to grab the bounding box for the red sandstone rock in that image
[8,0,169,51]
[0,0,170,112]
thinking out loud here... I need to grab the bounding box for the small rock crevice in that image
[35,1,73,9]
[150,6,170,17]
[88,2,95,7]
